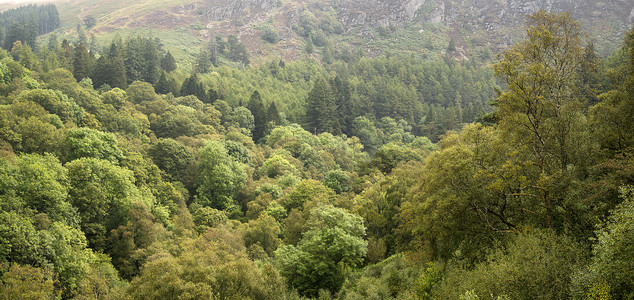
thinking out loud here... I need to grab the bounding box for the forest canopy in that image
[0,6,632,300]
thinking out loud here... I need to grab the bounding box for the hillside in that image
[6,0,630,62]
[1,3,634,299]
[49,0,634,59]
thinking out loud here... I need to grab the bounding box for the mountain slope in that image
[7,0,634,61]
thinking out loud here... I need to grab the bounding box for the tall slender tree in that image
[73,43,90,81]
[305,77,340,135]
[248,90,267,142]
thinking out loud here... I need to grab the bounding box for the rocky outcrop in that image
[438,0,633,30]
[96,0,632,60]
[334,0,427,29]
[196,0,278,21]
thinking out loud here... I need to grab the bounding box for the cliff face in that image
[337,0,427,28]
[437,0,633,32]
[195,0,279,21]
[327,0,632,53]
[330,0,633,30]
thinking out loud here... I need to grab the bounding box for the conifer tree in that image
[92,54,110,89]
[59,39,73,71]
[267,101,281,127]
[180,74,207,102]
[108,42,127,89]
[248,90,266,142]
[77,23,87,45]
[194,48,212,74]
[142,37,160,84]
[155,71,179,96]
[161,51,177,72]
[305,78,340,135]
[332,76,354,135]
[207,87,219,103]
[73,43,90,81]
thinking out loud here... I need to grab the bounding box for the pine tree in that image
[247,90,266,142]
[579,42,601,106]
[180,74,207,102]
[305,77,340,134]
[142,37,161,84]
[194,48,212,73]
[331,76,354,135]
[207,87,219,103]
[109,42,127,89]
[155,71,170,95]
[161,51,177,72]
[266,101,281,126]
[59,39,73,71]
[73,42,90,81]
[92,54,110,89]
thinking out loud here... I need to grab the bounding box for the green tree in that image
[180,74,207,102]
[275,205,367,297]
[108,42,127,89]
[266,101,281,128]
[194,48,212,74]
[64,127,124,165]
[160,50,177,72]
[0,153,75,224]
[493,10,591,229]
[323,169,350,194]
[66,157,140,250]
[332,75,355,135]
[231,106,255,132]
[72,42,91,81]
[0,264,58,300]
[589,29,634,154]
[149,138,195,182]
[195,140,247,210]
[154,71,179,95]
[574,187,634,299]
[305,77,340,135]
[128,235,286,299]
[247,90,267,142]
[436,230,583,300]
[244,213,281,257]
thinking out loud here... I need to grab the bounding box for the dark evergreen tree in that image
[194,48,212,73]
[266,101,281,127]
[0,4,60,50]
[124,36,143,83]
[155,71,179,96]
[180,74,207,102]
[92,54,110,89]
[579,42,601,106]
[142,37,161,84]
[207,87,219,103]
[331,76,355,136]
[73,43,90,81]
[305,78,340,135]
[247,90,266,142]
[108,42,127,89]
[161,51,177,72]
[89,34,98,53]
[59,39,73,71]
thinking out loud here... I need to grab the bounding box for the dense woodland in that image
[0,6,633,300]
[0,4,60,51]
